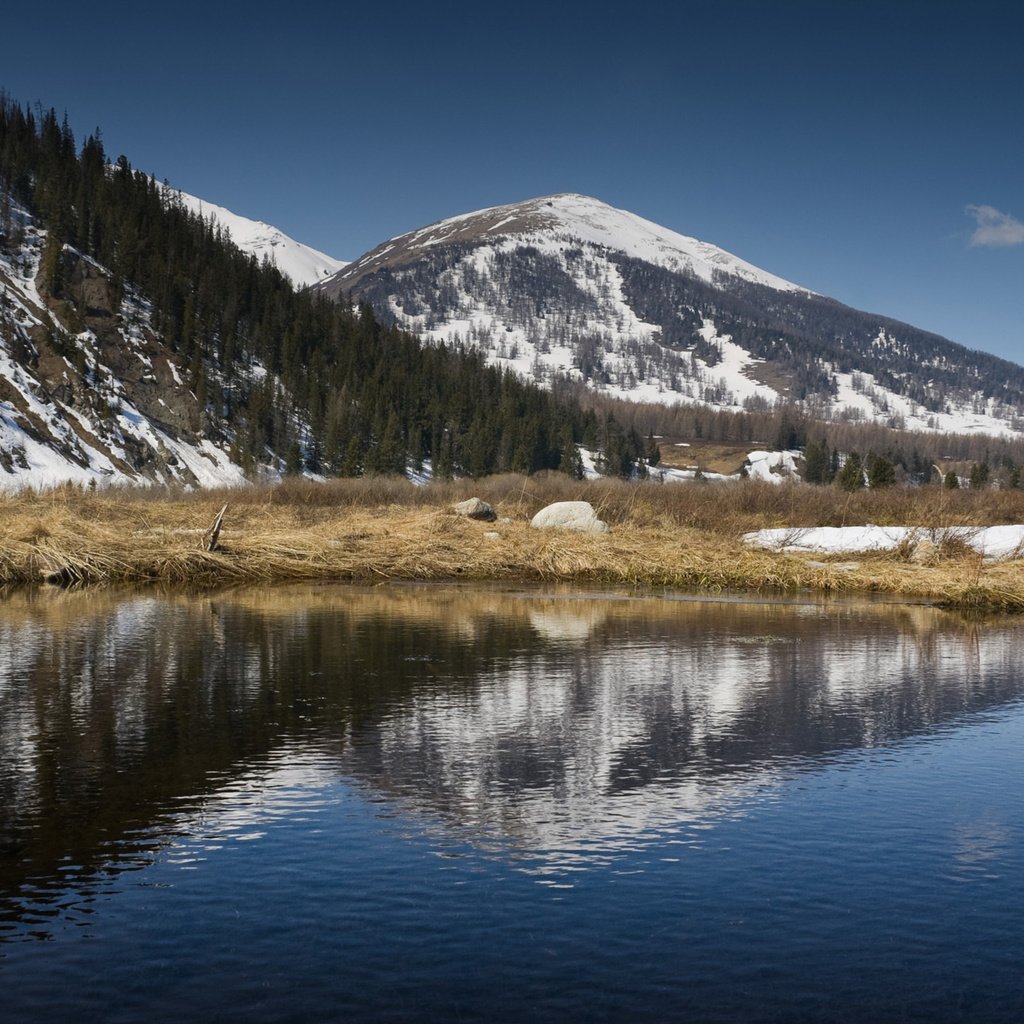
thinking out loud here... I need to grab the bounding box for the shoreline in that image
[3,488,1024,612]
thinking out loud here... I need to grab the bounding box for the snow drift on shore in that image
[744,525,1024,561]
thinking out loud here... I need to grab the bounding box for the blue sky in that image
[4,1,1023,362]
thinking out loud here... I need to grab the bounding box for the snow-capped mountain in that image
[170,188,347,287]
[316,193,1024,436]
[329,192,807,294]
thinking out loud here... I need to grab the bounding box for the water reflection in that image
[1,584,1021,932]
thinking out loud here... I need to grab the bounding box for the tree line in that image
[586,389,1024,488]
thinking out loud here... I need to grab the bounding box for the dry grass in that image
[4,477,1024,610]
[105,472,1024,531]
[655,440,755,475]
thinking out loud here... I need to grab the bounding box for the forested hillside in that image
[0,98,613,483]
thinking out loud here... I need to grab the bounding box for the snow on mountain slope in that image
[171,189,347,286]
[332,192,808,293]
[0,196,246,490]
[319,193,1024,438]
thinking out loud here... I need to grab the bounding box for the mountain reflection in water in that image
[1,584,1018,921]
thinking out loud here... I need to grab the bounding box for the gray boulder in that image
[453,497,497,522]
[530,501,608,533]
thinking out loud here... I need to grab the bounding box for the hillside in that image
[5,97,1023,494]
[316,194,1024,438]
[0,192,244,488]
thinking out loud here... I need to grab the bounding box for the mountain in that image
[169,188,347,287]
[0,100,606,490]
[4,93,1023,494]
[315,193,1024,437]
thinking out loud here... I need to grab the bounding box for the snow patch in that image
[373,193,811,294]
[744,525,1024,561]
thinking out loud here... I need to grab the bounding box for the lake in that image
[2,583,1023,1022]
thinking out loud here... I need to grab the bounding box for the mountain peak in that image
[322,193,808,296]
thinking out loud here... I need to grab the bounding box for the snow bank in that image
[746,450,800,483]
[744,525,1024,561]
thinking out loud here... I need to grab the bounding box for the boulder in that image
[530,501,608,533]
[453,497,497,522]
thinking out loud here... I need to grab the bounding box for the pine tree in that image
[558,422,585,479]
[341,434,364,477]
[803,438,831,484]
[866,452,896,489]
[645,431,660,466]
[39,231,64,296]
[0,187,11,244]
[837,451,865,491]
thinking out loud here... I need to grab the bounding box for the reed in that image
[3,477,1024,610]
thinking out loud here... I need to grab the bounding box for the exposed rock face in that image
[0,206,245,490]
[453,497,497,521]
[530,501,608,533]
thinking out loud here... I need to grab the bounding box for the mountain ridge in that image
[169,187,347,287]
[321,192,809,296]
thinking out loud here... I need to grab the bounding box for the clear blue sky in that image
[5,1,1023,362]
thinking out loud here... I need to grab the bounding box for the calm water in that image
[1,583,1023,1022]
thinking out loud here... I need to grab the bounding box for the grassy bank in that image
[3,475,1024,610]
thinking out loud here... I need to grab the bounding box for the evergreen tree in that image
[558,425,585,479]
[38,231,64,296]
[866,452,896,489]
[341,434,364,477]
[645,431,660,466]
[0,187,12,242]
[367,409,405,476]
[803,438,831,484]
[434,430,455,479]
[836,451,865,491]
[774,410,806,450]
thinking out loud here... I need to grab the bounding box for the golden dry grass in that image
[3,477,1024,610]
[654,440,757,475]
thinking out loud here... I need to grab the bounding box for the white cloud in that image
[965,204,1024,247]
